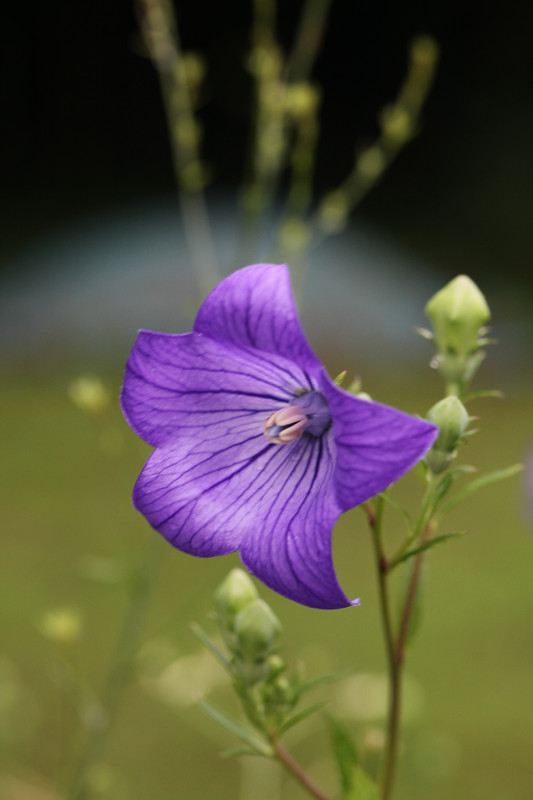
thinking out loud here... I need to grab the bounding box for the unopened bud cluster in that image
[423,275,491,394]
[213,569,297,727]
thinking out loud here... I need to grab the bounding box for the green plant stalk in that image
[366,498,399,800]
[66,541,164,800]
[366,494,432,800]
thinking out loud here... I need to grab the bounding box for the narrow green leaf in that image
[434,465,475,503]
[418,465,476,523]
[327,716,358,795]
[462,389,504,403]
[198,699,272,756]
[442,463,523,513]
[347,765,379,800]
[377,492,413,532]
[190,622,233,673]
[392,531,465,567]
[296,670,347,698]
[219,746,261,759]
[277,701,328,735]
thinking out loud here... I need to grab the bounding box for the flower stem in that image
[66,541,164,800]
[270,736,333,800]
[366,496,433,800]
[366,499,399,800]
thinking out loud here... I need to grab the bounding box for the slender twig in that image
[271,737,333,800]
[137,0,219,295]
[286,0,333,83]
[366,488,435,800]
[366,499,395,676]
[67,541,164,800]
[395,523,432,665]
[365,499,400,800]
[311,36,439,250]
[238,0,333,265]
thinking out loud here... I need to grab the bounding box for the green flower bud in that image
[234,599,282,664]
[425,275,490,356]
[213,569,258,631]
[426,396,469,473]
[266,654,286,681]
[262,674,294,712]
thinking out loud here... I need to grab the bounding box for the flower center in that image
[264,391,331,444]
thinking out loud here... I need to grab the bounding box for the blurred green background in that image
[1,366,531,800]
[1,1,532,799]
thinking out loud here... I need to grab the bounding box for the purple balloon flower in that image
[121,263,437,609]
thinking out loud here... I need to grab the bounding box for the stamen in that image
[264,407,307,444]
[264,391,331,444]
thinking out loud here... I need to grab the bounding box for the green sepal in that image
[346,766,379,800]
[391,531,466,567]
[327,716,358,796]
[441,463,523,514]
[334,370,348,386]
[190,622,233,673]
[198,698,272,756]
[277,701,328,735]
[414,326,433,341]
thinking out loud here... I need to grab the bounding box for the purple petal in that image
[319,370,438,511]
[194,263,322,373]
[121,329,314,448]
[239,434,356,609]
[134,423,354,609]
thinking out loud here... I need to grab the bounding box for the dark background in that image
[2,0,532,295]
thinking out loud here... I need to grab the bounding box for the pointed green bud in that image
[426,396,469,473]
[233,599,282,664]
[213,569,258,631]
[425,275,490,356]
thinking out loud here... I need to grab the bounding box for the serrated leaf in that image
[392,531,465,567]
[190,622,233,673]
[327,716,358,795]
[441,463,523,513]
[347,765,379,800]
[277,701,328,735]
[198,699,272,756]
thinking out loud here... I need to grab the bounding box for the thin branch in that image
[137,0,219,295]
[286,0,333,83]
[271,737,333,800]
